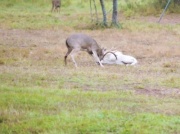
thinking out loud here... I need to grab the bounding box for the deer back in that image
[66,34,101,51]
[52,0,60,7]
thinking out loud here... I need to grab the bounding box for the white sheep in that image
[101,50,138,66]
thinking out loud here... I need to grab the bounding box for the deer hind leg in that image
[55,7,57,12]
[56,7,60,13]
[64,48,72,66]
[92,51,104,67]
[58,7,60,13]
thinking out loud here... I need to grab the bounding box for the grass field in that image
[0,0,180,134]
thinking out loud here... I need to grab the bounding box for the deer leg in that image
[57,7,60,13]
[92,51,104,67]
[70,49,79,68]
[64,48,72,66]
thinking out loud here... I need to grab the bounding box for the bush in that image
[121,0,180,16]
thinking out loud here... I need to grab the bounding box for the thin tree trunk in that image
[112,0,119,27]
[90,0,93,22]
[93,0,99,23]
[99,0,107,26]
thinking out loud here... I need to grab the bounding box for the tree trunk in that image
[112,0,119,27]
[99,0,107,26]
[90,0,93,22]
[93,0,99,23]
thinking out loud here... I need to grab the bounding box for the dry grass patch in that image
[0,1,180,133]
[0,26,180,91]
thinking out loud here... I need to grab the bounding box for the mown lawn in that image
[0,85,180,134]
[0,0,180,134]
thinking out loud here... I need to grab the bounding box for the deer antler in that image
[101,51,117,61]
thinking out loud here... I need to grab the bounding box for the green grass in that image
[0,59,180,133]
[0,0,180,133]
[0,0,91,29]
[0,5,63,29]
[0,85,179,134]
[0,0,179,29]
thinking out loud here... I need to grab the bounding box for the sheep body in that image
[101,51,137,66]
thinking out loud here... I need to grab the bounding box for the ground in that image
[0,14,180,134]
[0,15,180,95]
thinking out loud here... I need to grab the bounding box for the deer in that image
[51,0,61,12]
[64,33,117,68]
[101,50,138,66]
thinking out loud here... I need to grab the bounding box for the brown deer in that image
[51,0,61,12]
[64,33,117,68]
[64,33,115,68]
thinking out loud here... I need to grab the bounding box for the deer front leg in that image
[70,49,79,68]
[92,51,104,67]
